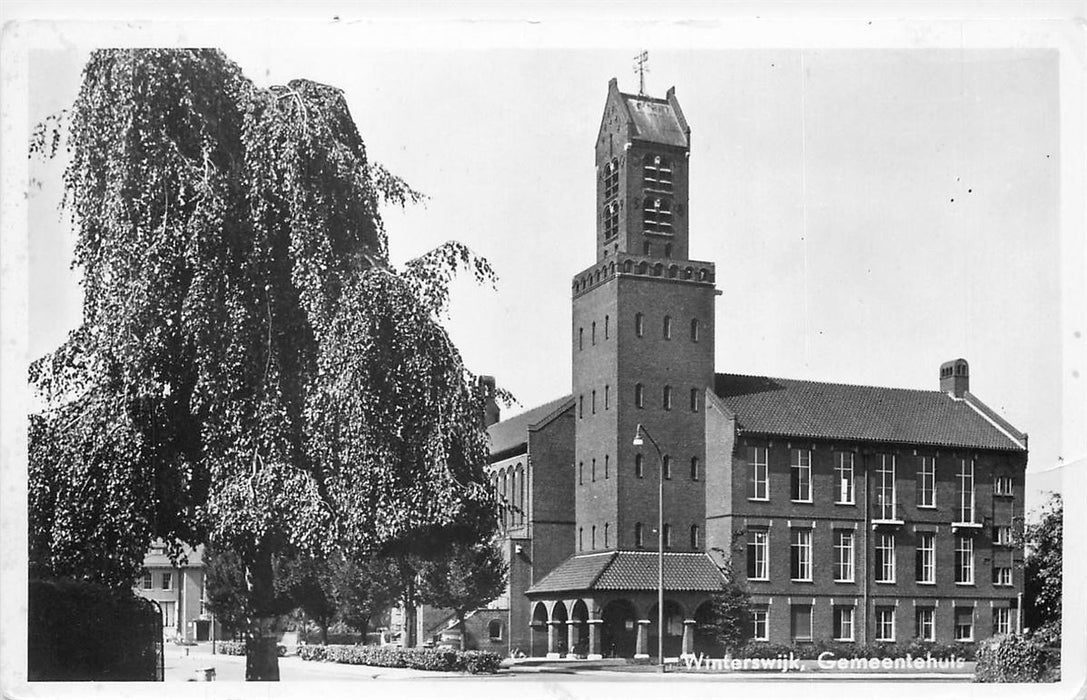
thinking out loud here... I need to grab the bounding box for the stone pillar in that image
[634,619,651,659]
[587,619,603,660]
[681,619,696,657]
[546,621,561,659]
[566,621,579,658]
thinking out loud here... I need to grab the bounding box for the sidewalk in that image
[163,643,466,682]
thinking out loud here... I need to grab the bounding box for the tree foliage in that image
[416,540,508,650]
[29,48,499,680]
[1018,492,1062,631]
[698,553,752,655]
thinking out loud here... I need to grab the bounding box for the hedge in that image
[975,634,1059,683]
[736,639,976,662]
[297,644,502,674]
[28,578,161,681]
[216,640,288,657]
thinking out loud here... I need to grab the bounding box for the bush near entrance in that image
[296,644,502,674]
[734,639,976,662]
[974,632,1060,683]
[217,641,287,657]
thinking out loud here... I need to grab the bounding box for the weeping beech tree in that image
[29,49,499,681]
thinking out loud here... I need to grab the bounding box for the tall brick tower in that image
[570,78,717,554]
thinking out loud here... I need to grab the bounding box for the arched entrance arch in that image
[530,602,549,657]
[550,601,569,657]
[693,599,724,658]
[601,599,637,659]
[569,600,590,657]
[648,599,686,659]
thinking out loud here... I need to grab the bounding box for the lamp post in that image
[632,423,665,673]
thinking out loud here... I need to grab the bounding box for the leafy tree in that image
[1018,492,1062,632]
[416,540,508,650]
[697,553,752,655]
[29,48,498,680]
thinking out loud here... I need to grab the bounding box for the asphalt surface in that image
[164,643,975,683]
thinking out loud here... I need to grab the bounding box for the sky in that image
[23,27,1074,515]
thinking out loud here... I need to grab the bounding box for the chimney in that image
[479,375,500,427]
[939,358,970,398]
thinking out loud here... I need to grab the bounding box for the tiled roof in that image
[713,374,1026,452]
[527,551,726,595]
[620,93,689,148]
[487,395,573,459]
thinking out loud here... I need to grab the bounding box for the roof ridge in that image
[587,551,619,590]
[491,394,572,428]
[715,371,947,395]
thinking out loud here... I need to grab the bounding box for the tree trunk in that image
[244,546,281,681]
[402,576,417,648]
[320,620,329,646]
[458,612,467,651]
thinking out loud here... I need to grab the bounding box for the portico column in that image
[634,619,651,659]
[566,621,579,658]
[681,619,696,657]
[587,619,603,660]
[546,621,561,659]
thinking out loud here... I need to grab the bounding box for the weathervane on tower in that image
[634,50,649,95]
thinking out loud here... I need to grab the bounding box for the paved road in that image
[165,644,973,683]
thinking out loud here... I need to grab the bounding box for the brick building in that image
[481,78,1027,660]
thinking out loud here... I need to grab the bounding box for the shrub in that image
[733,639,975,662]
[28,578,161,681]
[295,644,502,674]
[975,634,1052,682]
[216,640,287,657]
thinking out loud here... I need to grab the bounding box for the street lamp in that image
[632,423,665,674]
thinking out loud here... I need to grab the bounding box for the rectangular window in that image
[993,608,1012,636]
[875,533,896,583]
[791,449,812,502]
[750,606,769,641]
[993,566,1012,586]
[918,456,936,507]
[592,390,596,414]
[835,452,854,504]
[916,608,936,641]
[790,604,813,642]
[747,446,769,501]
[790,529,812,581]
[605,385,610,410]
[141,572,153,590]
[591,458,596,482]
[635,454,644,479]
[690,388,699,413]
[994,476,1013,496]
[993,525,1013,546]
[747,529,769,580]
[956,458,975,523]
[955,536,974,584]
[161,572,172,590]
[834,530,855,582]
[915,533,935,584]
[875,454,897,520]
[876,607,895,641]
[955,607,974,641]
[833,605,855,641]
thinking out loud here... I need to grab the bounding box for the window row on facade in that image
[576,521,705,552]
[580,453,702,483]
[746,528,1016,588]
[745,446,1015,521]
[140,571,173,591]
[579,383,703,416]
[577,313,701,350]
[750,600,1013,643]
[491,464,526,529]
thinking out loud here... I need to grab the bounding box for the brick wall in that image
[724,434,1025,645]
